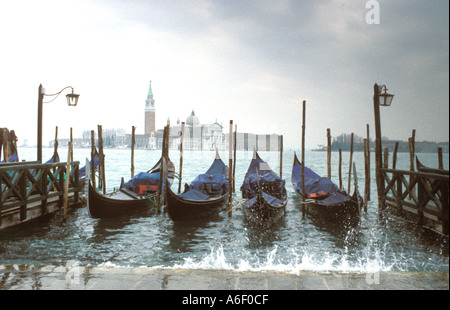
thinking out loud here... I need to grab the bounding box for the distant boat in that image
[292,152,362,222]
[311,145,328,152]
[88,156,175,218]
[240,150,287,226]
[166,150,229,221]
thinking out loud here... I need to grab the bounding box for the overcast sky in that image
[0,0,448,150]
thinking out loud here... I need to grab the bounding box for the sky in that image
[0,0,448,150]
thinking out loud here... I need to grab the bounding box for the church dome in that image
[186,110,200,126]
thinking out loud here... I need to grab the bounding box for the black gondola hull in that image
[297,190,361,222]
[88,181,158,218]
[292,152,361,222]
[87,156,174,218]
[166,187,228,221]
[242,193,287,227]
[240,151,288,226]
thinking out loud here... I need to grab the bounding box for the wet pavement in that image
[0,264,448,290]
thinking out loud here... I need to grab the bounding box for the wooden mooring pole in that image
[279,135,283,178]
[392,141,399,169]
[339,148,342,190]
[178,122,185,194]
[365,124,370,201]
[131,126,136,178]
[90,130,96,190]
[63,141,73,220]
[301,100,306,217]
[364,139,369,212]
[347,133,354,194]
[233,124,237,192]
[438,147,443,170]
[98,125,106,194]
[373,83,385,215]
[157,125,169,212]
[228,120,233,217]
[327,128,331,179]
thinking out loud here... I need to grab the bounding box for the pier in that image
[379,165,449,236]
[0,160,84,230]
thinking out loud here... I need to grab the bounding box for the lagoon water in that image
[0,147,448,274]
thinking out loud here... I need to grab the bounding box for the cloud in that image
[0,0,448,150]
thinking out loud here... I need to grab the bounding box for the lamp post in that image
[37,84,79,162]
[373,83,394,215]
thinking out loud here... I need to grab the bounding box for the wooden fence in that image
[380,167,449,236]
[0,161,82,228]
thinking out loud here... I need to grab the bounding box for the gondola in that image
[416,156,449,175]
[88,156,175,218]
[166,150,229,221]
[291,152,361,222]
[240,150,287,225]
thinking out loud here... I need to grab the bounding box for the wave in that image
[170,244,395,274]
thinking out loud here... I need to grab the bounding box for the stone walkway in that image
[0,264,448,290]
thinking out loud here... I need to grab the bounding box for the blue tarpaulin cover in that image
[181,156,229,200]
[188,158,229,197]
[180,189,210,200]
[241,171,285,200]
[240,152,286,202]
[316,191,351,205]
[292,156,350,205]
[123,171,160,192]
[292,163,339,197]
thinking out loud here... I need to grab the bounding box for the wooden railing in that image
[0,161,81,221]
[381,167,449,236]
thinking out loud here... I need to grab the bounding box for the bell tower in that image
[145,81,156,134]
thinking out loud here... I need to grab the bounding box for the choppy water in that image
[0,147,448,273]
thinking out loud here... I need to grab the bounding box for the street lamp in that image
[377,84,394,107]
[373,83,394,215]
[37,84,79,162]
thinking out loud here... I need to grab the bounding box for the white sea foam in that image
[170,243,395,274]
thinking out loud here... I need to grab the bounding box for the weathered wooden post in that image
[157,126,168,212]
[131,126,136,178]
[392,141,399,169]
[90,130,96,190]
[98,125,106,194]
[301,100,306,217]
[383,147,389,168]
[54,126,59,162]
[228,120,233,217]
[178,122,185,194]
[164,125,170,208]
[63,141,73,220]
[373,83,385,215]
[70,127,73,162]
[279,135,283,178]
[438,147,443,170]
[339,148,342,190]
[233,124,237,192]
[327,128,331,179]
[366,124,370,201]
[364,139,369,212]
[409,135,415,199]
[347,133,354,194]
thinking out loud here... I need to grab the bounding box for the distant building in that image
[126,81,282,151]
[50,81,282,151]
[144,81,156,135]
